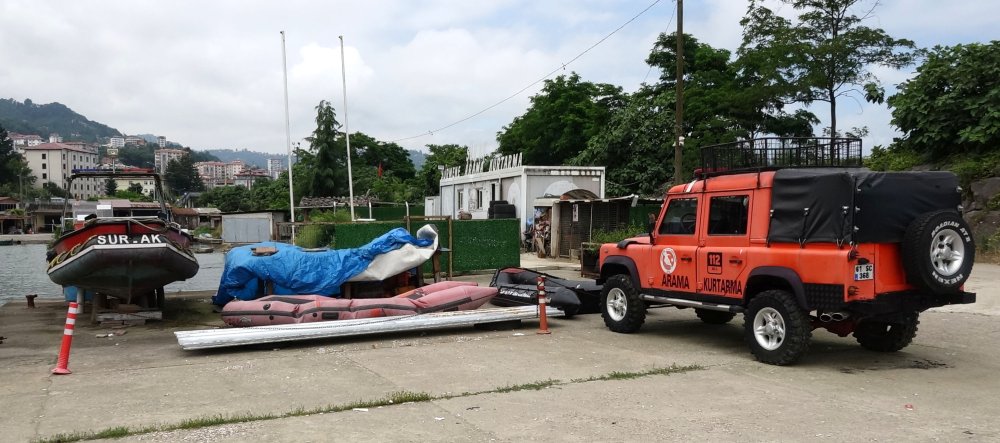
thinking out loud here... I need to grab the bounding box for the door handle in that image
[680,256,693,262]
[729,258,743,264]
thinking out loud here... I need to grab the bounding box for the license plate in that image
[854,263,874,281]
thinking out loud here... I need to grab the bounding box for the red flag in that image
[377,162,383,178]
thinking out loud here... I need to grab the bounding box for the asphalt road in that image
[0,264,997,442]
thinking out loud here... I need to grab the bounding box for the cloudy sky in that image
[2,0,995,157]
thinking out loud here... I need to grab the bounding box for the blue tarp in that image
[211,228,433,306]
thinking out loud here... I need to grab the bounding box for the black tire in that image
[901,210,975,295]
[854,313,919,352]
[601,274,646,333]
[695,309,735,325]
[744,289,812,365]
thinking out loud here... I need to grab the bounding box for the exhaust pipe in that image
[819,311,851,322]
[830,311,850,322]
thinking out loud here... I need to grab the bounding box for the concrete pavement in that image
[0,264,997,442]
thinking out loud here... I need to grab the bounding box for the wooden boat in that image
[46,169,198,301]
[221,281,496,327]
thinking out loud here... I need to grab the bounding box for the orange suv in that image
[597,138,976,365]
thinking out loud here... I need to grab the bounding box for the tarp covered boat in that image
[489,267,603,316]
[212,225,439,306]
[222,281,497,326]
[47,169,198,300]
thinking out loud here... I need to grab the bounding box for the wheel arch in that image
[745,267,808,310]
[599,256,641,290]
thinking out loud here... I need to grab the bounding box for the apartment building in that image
[154,148,186,174]
[22,142,101,200]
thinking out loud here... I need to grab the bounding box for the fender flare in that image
[600,256,641,290]
[746,266,809,310]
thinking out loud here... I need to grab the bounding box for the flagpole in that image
[281,31,297,242]
[339,35,356,221]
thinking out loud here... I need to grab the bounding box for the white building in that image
[125,135,146,146]
[113,177,157,196]
[154,148,186,174]
[157,136,167,148]
[225,160,246,178]
[109,136,125,148]
[48,133,62,143]
[267,158,286,179]
[432,153,605,232]
[23,142,101,200]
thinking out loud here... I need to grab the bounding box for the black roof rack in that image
[698,137,863,178]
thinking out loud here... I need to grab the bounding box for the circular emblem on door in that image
[660,248,678,274]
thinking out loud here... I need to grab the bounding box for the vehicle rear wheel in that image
[902,210,975,294]
[695,309,735,325]
[744,289,812,365]
[601,274,646,333]
[854,313,919,352]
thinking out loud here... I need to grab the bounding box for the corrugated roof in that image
[171,207,199,216]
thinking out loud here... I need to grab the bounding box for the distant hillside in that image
[0,98,121,142]
[408,149,426,170]
[206,149,282,169]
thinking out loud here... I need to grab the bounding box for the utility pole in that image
[673,0,685,184]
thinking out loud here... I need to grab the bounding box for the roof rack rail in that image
[698,137,863,178]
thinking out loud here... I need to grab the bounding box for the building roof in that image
[0,196,19,203]
[195,207,222,215]
[24,142,96,154]
[171,207,199,216]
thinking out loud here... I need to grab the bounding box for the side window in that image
[659,198,698,235]
[708,195,749,235]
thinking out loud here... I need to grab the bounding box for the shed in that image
[220,211,288,243]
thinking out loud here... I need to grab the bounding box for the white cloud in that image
[0,0,992,158]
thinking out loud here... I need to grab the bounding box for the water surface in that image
[0,243,224,307]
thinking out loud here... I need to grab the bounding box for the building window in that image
[457,190,464,211]
[474,188,484,210]
[42,163,46,169]
[42,153,46,159]
[42,173,47,180]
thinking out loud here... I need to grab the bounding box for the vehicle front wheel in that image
[695,309,736,325]
[854,313,919,352]
[744,290,812,365]
[601,274,646,333]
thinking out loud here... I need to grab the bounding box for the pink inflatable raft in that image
[222,281,498,327]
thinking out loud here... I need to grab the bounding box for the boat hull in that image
[47,218,198,298]
[48,242,199,298]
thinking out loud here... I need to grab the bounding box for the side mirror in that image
[647,214,656,243]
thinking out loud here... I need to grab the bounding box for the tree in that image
[164,149,205,196]
[127,182,144,194]
[104,178,118,196]
[740,0,917,136]
[573,33,817,192]
[888,42,1000,160]
[415,144,468,197]
[307,100,348,197]
[496,73,625,165]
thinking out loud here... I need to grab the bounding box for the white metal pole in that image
[281,31,297,243]
[339,35,356,221]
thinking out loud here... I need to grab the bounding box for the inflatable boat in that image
[489,267,603,316]
[221,281,497,327]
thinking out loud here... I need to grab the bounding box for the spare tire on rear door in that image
[901,210,975,294]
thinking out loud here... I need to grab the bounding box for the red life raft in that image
[221,281,497,327]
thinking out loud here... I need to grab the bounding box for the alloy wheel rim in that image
[930,228,965,276]
[753,307,785,351]
[607,288,627,321]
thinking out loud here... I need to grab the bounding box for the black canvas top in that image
[768,169,961,244]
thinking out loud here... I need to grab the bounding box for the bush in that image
[588,224,646,250]
[865,146,924,171]
[294,210,352,248]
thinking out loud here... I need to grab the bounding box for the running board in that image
[175,306,563,350]
[640,294,744,313]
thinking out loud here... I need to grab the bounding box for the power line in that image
[390,0,666,144]
[641,2,676,85]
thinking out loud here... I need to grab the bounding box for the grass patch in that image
[34,366,702,442]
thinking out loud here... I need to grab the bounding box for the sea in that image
[0,243,226,307]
